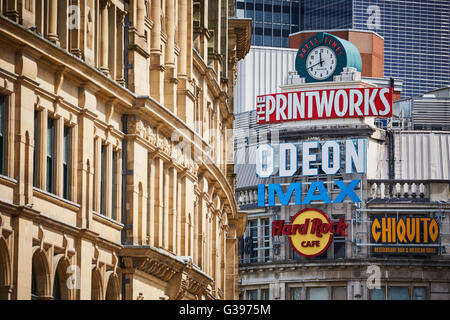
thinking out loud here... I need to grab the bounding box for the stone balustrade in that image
[368,180,429,200]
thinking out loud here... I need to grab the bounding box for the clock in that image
[295,32,362,83]
[306,46,337,80]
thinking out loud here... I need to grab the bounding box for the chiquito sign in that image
[256,87,393,124]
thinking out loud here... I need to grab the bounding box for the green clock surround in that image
[295,32,362,83]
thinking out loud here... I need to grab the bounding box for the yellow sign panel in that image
[371,217,439,244]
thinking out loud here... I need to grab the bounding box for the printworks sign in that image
[256,87,393,124]
[272,208,348,257]
[371,216,440,255]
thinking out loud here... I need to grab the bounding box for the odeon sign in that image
[256,139,365,207]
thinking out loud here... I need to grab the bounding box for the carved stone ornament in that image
[127,116,157,145]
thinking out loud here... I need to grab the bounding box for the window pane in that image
[308,287,328,300]
[371,288,385,300]
[100,144,106,215]
[33,110,38,187]
[47,118,55,193]
[261,288,269,300]
[247,290,258,300]
[63,126,70,199]
[332,287,347,300]
[413,287,426,300]
[0,95,5,175]
[112,151,118,220]
[390,287,409,300]
[249,220,258,262]
[290,287,302,300]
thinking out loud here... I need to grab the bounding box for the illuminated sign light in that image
[272,208,349,257]
[256,87,393,124]
[371,217,440,255]
[256,139,365,207]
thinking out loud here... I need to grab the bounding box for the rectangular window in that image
[47,118,55,193]
[390,287,409,300]
[111,150,118,220]
[63,126,70,199]
[307,287,329,300]
[33,110,38,187]
[249,220,258,262]
[0,95,6,175]
[413,287,426,300]
[263,218,270,262]
[332,287,347,300]
[261,288,269,300]
[247,290,258,300]
[290,287,302,300]
[371,288,385,300]
[100,144,106,215]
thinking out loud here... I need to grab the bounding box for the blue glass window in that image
[111,150,118,220]
[33,110,38,187]
[47,118,55,193]
[63,126,70,200]
[100,144,106,215]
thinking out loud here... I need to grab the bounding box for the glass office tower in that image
[303,0,450,98]
[236,0,302,47]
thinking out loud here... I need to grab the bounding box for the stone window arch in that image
[31,250,52,300]
[91,268,104,300]
[0,237,12,300]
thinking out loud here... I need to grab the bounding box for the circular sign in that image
[288,208,334,257]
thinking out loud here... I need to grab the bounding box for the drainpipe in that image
[387,78,395,196]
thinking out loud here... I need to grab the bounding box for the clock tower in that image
[295,32,362,83]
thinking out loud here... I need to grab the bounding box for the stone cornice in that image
[120,246,213,299]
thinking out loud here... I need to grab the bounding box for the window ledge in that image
[33,187,80,211]
[0,174,17,187]
[92,211,124,231]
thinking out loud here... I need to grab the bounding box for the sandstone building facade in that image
[0,0,250,300]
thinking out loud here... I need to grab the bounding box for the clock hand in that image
[308,61,323,70]
[320,52,324,67]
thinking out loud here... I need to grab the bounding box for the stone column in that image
[176,174,182,255]
[163,163,170,249]
[165,0,177,112]
[99,0,110,76]
[150,0,164,102]
[47,0,59,44]
[136,0,146,36]
[147,154,155,246]
[116,10,127,85]
[177,0,187,77]
[168,166,177,253]
[12,216,33,299]
[154,156,164,247]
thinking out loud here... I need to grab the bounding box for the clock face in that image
[305,46,337,81]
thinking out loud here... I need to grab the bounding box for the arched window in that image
[52,271,61,300]
[105,275,120,300]
[91,269,103,300]
[0,238,11,300]
[31,251,51,300]
[31,264,38,300]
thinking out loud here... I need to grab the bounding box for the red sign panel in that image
[256,87,393,124]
